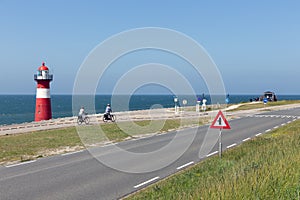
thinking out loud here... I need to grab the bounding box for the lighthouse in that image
[34,62,53,121]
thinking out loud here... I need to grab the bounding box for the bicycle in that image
[77,114,90,125]
[102,113,116,122]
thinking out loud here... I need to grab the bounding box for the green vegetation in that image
[228,100,300,112]
[0,127,82,163]
[126,120,300,200]
[0,117,208,164]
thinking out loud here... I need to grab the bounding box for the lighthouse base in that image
[35,98,52,121]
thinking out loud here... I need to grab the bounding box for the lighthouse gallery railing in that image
[34,74,53,80]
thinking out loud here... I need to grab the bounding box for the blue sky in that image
[0,0,299,94]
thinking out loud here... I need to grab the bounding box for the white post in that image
[196,101,200,112]
[174,97,178,114]
[182,99,187,112]
[202,98,207,113]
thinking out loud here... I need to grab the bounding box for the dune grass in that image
[126,120,300,200]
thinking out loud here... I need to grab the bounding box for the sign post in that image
[210,110,231,158]
[219,128,222,158]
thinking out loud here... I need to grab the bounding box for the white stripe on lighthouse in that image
[36,88,50,98]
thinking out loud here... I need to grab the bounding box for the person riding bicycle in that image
[78,106,86,120]
[104,104,112,120]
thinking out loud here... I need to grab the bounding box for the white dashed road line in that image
[176,161,194,170]
[256,133,262,136]
[6,160,36,168]
[134,176,160,189]
[265,129,271,132]
[242,137,251,142]
[227,143,237,149]
[206,151,218,157]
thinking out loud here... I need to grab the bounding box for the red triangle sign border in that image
[210,110,231,129]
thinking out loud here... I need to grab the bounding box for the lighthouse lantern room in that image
[34,62,53,121]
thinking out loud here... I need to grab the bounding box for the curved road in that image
[0,108,299,200]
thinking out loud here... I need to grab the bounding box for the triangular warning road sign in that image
[210,110,231,129]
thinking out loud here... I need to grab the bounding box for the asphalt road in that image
[0,108,299,200]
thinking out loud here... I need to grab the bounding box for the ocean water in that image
[0,94,299,126]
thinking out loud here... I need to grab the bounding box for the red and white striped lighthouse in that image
[34,62,53,121]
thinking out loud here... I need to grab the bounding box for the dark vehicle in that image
[260,91,277,102]
[77,115,90,125]
[103,113,116,122]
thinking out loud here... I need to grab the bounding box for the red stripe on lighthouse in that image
[35,98,52,121]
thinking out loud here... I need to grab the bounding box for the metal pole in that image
[219,128,222,158]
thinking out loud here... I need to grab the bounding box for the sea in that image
[0,94,300,126]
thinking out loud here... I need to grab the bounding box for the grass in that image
[0,117,209,164]
[126,120,300,200]
[228,100,300,112]
[0,127,82,163]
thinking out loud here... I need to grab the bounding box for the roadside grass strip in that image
[126,120,300,200]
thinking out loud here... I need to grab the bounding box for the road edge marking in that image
[242,137,251,142]
[134,176,160,189]
[227,143,237,149]
[61,150,84,156]
[176,161,194,170]
[6,160,36,168]
[206,151,218,157]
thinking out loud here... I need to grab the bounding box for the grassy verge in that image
[229,100,300,111]
[0,127,82,163]
[0,117,209,164]
[126,120,300,200]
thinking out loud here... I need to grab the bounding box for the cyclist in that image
[104,104,112,120]
[78,106,86,120]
